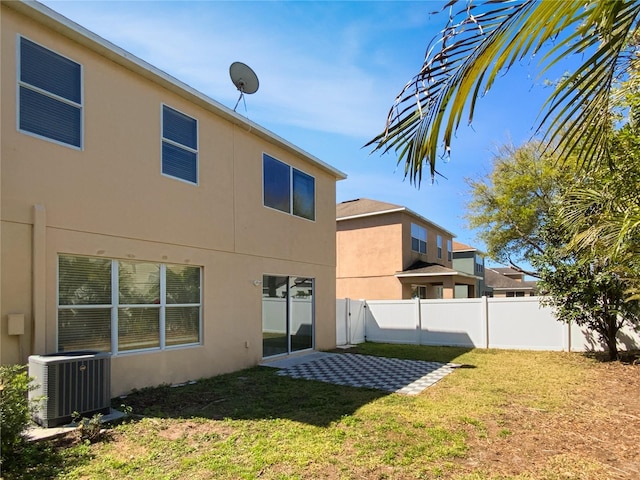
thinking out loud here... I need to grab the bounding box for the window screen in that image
[19,37,82,148]
[57,255,112,352]
[162,105,198,184]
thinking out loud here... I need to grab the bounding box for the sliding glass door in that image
[262,275,314,358]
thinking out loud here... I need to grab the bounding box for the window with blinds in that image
[18,36,82,148]
[58,255,201,354]
[162,104,198,184]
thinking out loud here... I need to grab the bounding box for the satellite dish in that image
[230,62,259,111]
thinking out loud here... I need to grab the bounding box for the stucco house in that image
[451,241,490,298]
[336,198,480,300]
[1,0,345,396]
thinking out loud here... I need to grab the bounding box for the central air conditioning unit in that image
[28,351,112,428]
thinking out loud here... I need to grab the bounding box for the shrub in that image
[0,365,38,472]
[73,412,104,443]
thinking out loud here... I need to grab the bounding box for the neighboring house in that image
[451,241,490,298]
[485,267,538,297]
[336,198,479,300]
[1,1,346,396]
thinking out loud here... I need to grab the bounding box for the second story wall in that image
[337,212,403,279]
[401,214,453,271]
[1,4,339,267]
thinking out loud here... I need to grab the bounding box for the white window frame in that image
[161,104,199,185]
[447,239,453,262]
[17,35,84,150]
[437,235,443,259]
[57,255,202,355]
[262,153,316,222]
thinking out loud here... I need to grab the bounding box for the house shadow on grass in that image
[114,344,475,427]
[114,366,388,427]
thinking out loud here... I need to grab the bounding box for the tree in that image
[533,223,640,361]
[368,0,640,184]
[466,141,640,360]
[559,95,640,299]
[465,141,574,275]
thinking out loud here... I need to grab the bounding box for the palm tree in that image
[368,0,640,184]
[560,130,640,298]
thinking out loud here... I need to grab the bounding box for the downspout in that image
[33,204,46,354]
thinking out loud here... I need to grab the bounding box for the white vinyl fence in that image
[336,296,640,352]
[263,297,312,335]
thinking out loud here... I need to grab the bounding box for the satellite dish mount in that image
[229,62,259,112]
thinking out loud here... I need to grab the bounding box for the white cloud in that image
[41,1,418,140]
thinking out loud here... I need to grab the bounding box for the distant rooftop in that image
[452,241,488,256]
[485,268,537,291]
[336,198,455,237]
[493,267,521,275]
[396,260,479,279]
[337,198,404,218]
[452,241,475,252]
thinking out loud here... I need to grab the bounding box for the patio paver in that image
[266,352,459,395]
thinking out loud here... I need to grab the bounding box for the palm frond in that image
[368,0,640,184]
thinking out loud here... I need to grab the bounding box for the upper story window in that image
[437,235,443,259]
[263,153,315,221]
[411,223,427,254]
[447,239,452,261]
[162,104,198,184]
[475,254,484,274]
[18,36,82,149]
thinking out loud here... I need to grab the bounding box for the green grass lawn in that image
[18,344,608,480]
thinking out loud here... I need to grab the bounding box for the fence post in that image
[362,300,368,342]
[481,296,489,349]
[415,297,422,345]
[344,298,351,345]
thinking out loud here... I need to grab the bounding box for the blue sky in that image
[40,0,558,257]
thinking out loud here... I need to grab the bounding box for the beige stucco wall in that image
[336,276,403,301]
[337,213,403,277]
[336,213,403,300]
[1,4,340,396]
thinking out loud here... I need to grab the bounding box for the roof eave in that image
[8,0,347,180]
[490,286,535,291]
[337,208,406,222]
[337,206,456,237]
[395,271,481,280]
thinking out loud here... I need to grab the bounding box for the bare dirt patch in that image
[458,361,640,479]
